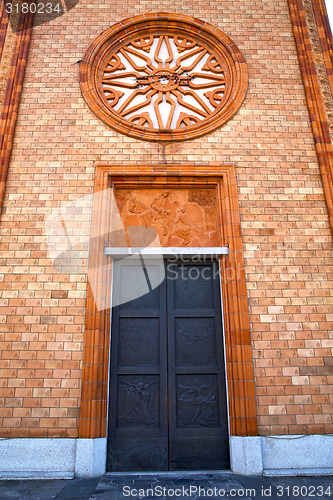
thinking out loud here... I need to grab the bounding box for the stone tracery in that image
[80,14,248,141]
[100,34,227,131]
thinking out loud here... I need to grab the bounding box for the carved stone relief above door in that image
[115,188,218,247]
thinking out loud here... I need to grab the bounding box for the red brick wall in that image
[0,0,332,437]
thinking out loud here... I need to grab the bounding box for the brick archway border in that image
[79,164,258,438]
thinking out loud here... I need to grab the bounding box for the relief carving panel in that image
[115,188,218,247]
[175,318,216,366]
[117,375,159,427]
[119,318,160,367]
[176,375,219,428]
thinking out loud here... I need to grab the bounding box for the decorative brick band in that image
[288,0,333,233]
[311,0,333,97]
[79,164,258,438]
[0,2,10,64]
[0,4,34,215]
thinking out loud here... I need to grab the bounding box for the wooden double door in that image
[107,259,229,471]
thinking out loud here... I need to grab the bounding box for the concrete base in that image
[230,436,263,475]
[230,434,333,476]
[0,438,76,479]
[1,434,333,478]
[0,471,74,479]
[75,438,107,477]
[0,437,107,479]
[261,434,333,476]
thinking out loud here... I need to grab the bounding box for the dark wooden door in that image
[107,259,229,471]
[107,259,168,471]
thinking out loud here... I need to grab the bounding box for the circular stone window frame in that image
[80,13,248,142]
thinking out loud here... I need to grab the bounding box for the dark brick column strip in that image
[288,0,333,232]
[0,1,10,64]
[0,5,34,215]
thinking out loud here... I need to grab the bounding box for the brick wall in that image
[0,0,332,437]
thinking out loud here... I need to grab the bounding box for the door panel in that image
[167,261,229,470]
[175,317,217,366]
[107,259,168,471]
[107,259,229,471]
[117,375,160,427]
[118,318,160,366]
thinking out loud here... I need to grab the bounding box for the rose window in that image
[80,14,248,142]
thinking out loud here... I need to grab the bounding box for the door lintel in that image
[104,247,229,258]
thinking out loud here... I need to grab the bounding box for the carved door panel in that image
[107,259,229,471]
[107,259,168,471]
[167,261,229,470]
